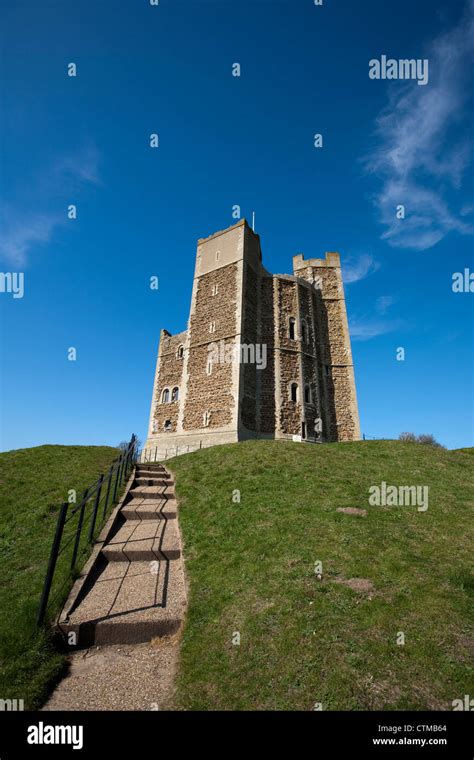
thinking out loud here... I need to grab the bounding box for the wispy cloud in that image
[364,0,474,250]
[0,210,61,268]
[349,295,400,340]
[342,253,380,284]
[0,145,100,267]
[375,295,396,314]
[349,317,401,341]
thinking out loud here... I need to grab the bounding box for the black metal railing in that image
[36,434,138,627]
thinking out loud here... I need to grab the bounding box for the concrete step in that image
[136,463,166,472]
[122,499,178,520]
[62,559,186,646]
[102,517,181,561]
[135,466,167,476]
[134,476,172,487]
[129,485,174,499]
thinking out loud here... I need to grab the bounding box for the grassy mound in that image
[169,440,473,710]
[0,444,120,709]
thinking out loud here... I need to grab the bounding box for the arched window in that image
[215,250,221,262]
[161,388,170,403]
[289,318,296,340]
[164,420,172,432]
[171,387,179,402]
[301,321,307,343]
[177,345,184,359]
[304,385,311,404]
[290,383,298,402]
[206,359,213,376]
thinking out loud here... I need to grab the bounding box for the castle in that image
[144,219,360,459]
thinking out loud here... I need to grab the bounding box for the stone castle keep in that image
[145,219,360,458]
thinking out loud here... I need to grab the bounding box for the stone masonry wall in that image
[241,260,259,431]
[182,263,238,431]
[153,331,186,434]
[293,254,360,442]
[259,276,276,434]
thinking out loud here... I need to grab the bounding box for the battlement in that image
[293,252,341,271]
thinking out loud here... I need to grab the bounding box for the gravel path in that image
[42,634,180,711]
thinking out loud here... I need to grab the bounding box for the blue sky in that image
[1,0,473,451]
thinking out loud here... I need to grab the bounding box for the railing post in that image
[37,502,68,627]
[88,474,104,542]
[112,460,121,503]
[119,452,126,485]
[71,488,88,570]
[102,465,113,520]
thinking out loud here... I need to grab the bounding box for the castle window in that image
[177,345,184,359]
[301,421,307,439]
[289,318,296,340]
[171,387,179,402]
[215,250,221,262]
[164,420,172,432]
[206,359,213,376]
[301,321,307,343]
[212,284,219,296]
[324,364,331,377]
[304,385,311,404]
[161,388,170,403]
[203,410,210,427]
[209,321,216,334]
[290,383,298,402]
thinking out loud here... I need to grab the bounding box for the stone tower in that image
[144,219,360,459]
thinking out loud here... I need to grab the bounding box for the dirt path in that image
[43,634,180,711]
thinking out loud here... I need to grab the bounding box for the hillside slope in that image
[0,444,121,708]
[169,440,473,710]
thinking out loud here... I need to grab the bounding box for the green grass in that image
[169,440,474,710]
[0,444,121,709]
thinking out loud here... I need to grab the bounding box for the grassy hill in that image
[169,440,473,710]
[0,444,121,709]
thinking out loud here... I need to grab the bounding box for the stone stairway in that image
[60,463,186,647]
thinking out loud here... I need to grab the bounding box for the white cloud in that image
[0,146,100,267]
[349,316,401,341]
[0,211,61,268]
[342,253,380,284]
[375,295,396,314]
[365,0,474,250]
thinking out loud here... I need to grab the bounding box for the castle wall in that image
[183,260,239,432]
[293,253,361,442]
[148,330,186,437]
[258,276,276,434]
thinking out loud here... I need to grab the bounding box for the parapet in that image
[293,252,341,272]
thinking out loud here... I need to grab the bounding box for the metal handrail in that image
[36,434,138,627]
